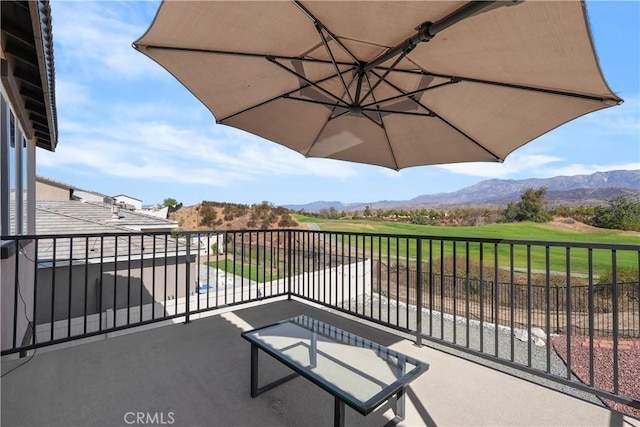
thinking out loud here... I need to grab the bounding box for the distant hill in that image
[170,201,300,230]
[285,170,640,212]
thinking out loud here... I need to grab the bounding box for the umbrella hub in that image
[348,105,363,116]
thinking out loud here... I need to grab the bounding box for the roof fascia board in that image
[28,1,56,151]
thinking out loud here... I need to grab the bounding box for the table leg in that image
[310,331,317,368]
[251,343,258,398]
[396,388,405,420]
[334,397,345,427]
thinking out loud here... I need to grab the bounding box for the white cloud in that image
[39,118,358,186]
[435,150,638,180]
[379,168,404,179]
[51,2,163,81]
[55,80,91,109]
[580,97,640,134]
[436,152,564,178]
[535,162,640,178]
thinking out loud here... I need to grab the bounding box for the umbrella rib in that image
[359,52,408,105]
[361,79,458,109]
[292,0,360,64]
[285,96,342,109]
[219,69,354,122]
[423,72,621,104]
[314,23,354,104]
[380,121,399,171]
[371,70,501,161]
[373,67,620,104]
[363,109,433,117]
[137,45,356,67]
[268,57,350,107]
[303,105,341,158]
[302,74,360,157]
[363,73,400,170]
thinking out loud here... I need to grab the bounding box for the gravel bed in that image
[346,293,604,405]
[552,335,640,420]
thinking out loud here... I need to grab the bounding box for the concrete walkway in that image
[2,299,638,427]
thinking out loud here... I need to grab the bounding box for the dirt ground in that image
[547,216,640,236]
[552,335,640,420]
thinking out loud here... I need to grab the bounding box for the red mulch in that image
[551,335,640,420]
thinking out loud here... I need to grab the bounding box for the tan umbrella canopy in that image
[133,1,622,171]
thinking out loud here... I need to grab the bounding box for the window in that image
[1,91,26,236]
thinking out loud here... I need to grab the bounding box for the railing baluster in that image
[545,245,551,373]
[51,238,57,341]
[416,238,422,346]
[83,236,89,334]
[240,232,244,302]
[612,250,619,395]
[440,240,444,340]
[386,236,390,322]
[184,234,191,323]
[465,242,470,348]
[67,237,73,338]
[453,241,458,345]
[395,236,400,327]
[565,247,572,380]
[348,234,352,312]
[511,244,516,362]
[32,238,38,349]
[429,239,433,338]
[527,245,532,368]
[152,234,156,318]
[139,234,144,322]
[588,248,594,386]
[494,242,499,357]
[114,236,119,328]
[174,234,179,314]
[127,235,133,325]
[479,242,484,352]
[287,230,292,301]
[10,238,19,350]
[163,234,168,318]
[404,238,409,329]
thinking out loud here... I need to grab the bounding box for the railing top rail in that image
[3,229,640,251]
[286,228,640,250]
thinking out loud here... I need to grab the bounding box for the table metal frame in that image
[242,316,429,427]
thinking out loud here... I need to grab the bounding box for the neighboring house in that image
[32,200,195,328]
[140,205,170,219]
[35,176,73,201]
[114,194,142,211]
[37,200,179,233]
[1,0,58,353]
[72,188,116,205]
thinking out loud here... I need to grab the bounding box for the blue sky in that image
[38,1,639,207]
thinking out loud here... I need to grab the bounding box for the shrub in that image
[500,187,551,223]
[591,195,640,231]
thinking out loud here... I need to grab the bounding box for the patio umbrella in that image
[133,1,622,170]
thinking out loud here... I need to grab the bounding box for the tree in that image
[501,187,551,223]
[163,197,178,207]
[199,201,218,227]
[591,195,640,231]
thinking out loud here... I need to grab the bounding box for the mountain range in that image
[285,170,640,212]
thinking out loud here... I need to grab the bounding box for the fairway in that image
[293,215,640,276]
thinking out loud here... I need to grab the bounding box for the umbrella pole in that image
[364,0,503,73]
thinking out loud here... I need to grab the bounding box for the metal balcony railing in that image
[1,229,639,411]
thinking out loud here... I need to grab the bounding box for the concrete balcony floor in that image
[2,298,638,427]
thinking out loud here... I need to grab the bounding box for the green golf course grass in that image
[293,215,639,276]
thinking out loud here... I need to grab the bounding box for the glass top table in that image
[241,315,429,426]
